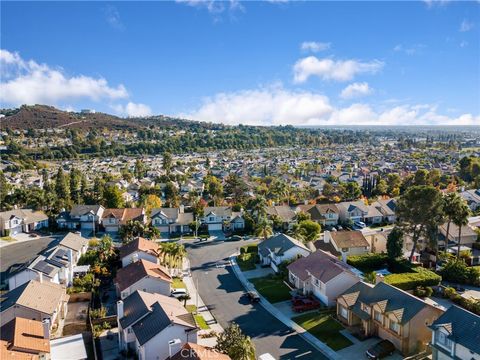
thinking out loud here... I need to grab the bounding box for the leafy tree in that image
[386,173,401,196]
[248,196,267,222]
[143,194,162,216]
[387,227,403,260]
[69,167,82,204]
[396,185,444,262]
[224,173,248,204]
[0,171,11,210]
[98,235,115,263]
[374,179,388,196]
[92,177,105,203]
[163,151,173,175]
[295,220,321,242]
[255,217,273,240]
[164,181,179,207]
[103,185,125,208]
[55,167,70,209]
[215,323,256,360]
[414,169,429,186]
[322,182,334,197]
[296,211,311,223]
[340,182,362,201]
[134,159,146,179]
[204,175,223,206]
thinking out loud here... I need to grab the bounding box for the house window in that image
[374,311,382,323]
[389,319,400,334]
[436,331,452,351]
[339,305,348,319]
[209,217,215,222]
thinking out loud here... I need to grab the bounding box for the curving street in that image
[184,238,328,360]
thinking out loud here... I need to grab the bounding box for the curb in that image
[229,254,342,360]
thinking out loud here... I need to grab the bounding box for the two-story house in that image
[151,207,193,235]
[296,204,340,226]
[429,305,480,360]
[337,201,383,225]
[0,209,48,236]
[119,237,159,268]
[115,259,172,299]
[102,208,146,234]
[317,230,370,258]
[460,189,480,211]
[287,250,360,306]
[117,290,197,360]
[371,199,397,224]
[337,281,444,356]
[265,205,297,230]
[56,205,105,232]
[258,233,311,272]
[201,207,244,232]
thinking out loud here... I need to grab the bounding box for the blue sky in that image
[1,1,479,125]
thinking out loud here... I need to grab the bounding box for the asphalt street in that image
[185,238,328,360]
[0,236,60,288]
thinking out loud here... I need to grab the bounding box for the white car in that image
[354,221,366,229]
[171,288,188,298]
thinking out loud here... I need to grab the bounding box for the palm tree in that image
[255,217,273,241]
[442,193,462,256]
[158,242,186,269]
[452,200,471,260]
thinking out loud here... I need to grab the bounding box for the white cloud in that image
[112,102,152,117]
[293,56,384,83]
[181,85,479,126]
[105,5,124,30]
[180,84,333,126]
[423,0,451,8]
[460,19,474,32]
[300,41,331,53]
[0,49,128,106]
[340,82,373,99]
[393,44,426,55]
[176,0,244,17]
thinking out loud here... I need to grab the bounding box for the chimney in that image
[323,231,330,243]
[42,319,50,339]
[341,251,347,263]
[375,273,384,284]
[179,205,184,214]
[117,300,124,319]
[38,272,43,283]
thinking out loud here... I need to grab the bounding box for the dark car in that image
[227,235,242,241]
[365,339,395,359]
[245,291,260,303]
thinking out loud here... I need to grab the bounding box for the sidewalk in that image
[0,234,60,248]
[229,254,342,360]
[182,258,223,347]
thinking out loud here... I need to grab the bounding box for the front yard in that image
[293,311,353,351]
[237,252,258,271]
[172,277,186,289]
[250,275,292,303]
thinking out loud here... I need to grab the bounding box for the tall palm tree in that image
[442,193,462,256]
[452,200,471,260]
[255,217,273,241]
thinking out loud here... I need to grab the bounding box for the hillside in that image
[0,105,141,130]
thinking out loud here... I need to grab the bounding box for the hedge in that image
[346,253,388,272]
[385,267,441,290]
[240,243,258,254]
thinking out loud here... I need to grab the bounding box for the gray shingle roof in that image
[258,233,309,257]
[430,305,480,355]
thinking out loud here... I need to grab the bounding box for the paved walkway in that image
[229,254,342,360]
[182,258,223,347]
[242,266,274,279]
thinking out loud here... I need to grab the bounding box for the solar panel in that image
[33,261,55,274]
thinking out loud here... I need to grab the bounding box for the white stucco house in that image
[258,233,311,272]
[119,237,159,268]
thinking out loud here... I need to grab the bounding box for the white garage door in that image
[208,223,223,231]
[11,225,23,235]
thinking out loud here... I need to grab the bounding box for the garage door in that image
[11,225,22,235]
[208,223,223,231]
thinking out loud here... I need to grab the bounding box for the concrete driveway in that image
[243,266,275,279]
[208,230,225,241]
[337,337,403,360]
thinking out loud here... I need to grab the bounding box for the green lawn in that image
[0,236,15,242]
[237,253,257,271]
[194,314,210,330]
[250,276,292,303]
[293,311,353,351]
[186,305,197,313]
[172,277,186,289]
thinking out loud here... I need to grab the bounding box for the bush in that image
[442,287,480,316]
[90,307,107,319]
[240,243,258,254]
[440,259,480,286]
[413,286,433,298]
[77,250,99,266]
[385,267,441,290]
[347,253,388,272]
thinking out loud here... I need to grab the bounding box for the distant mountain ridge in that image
[0,104,222,131]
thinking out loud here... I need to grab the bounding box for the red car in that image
[292,297,320,312]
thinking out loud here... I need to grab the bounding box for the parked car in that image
[292,297,320,312]
[354,221,366,229]
[227,235,243,241]
[245,291,260,303]
[171,288,188,298]
[365,339,395,359]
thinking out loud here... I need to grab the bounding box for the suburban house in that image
[0,280,69,332]
[287,250,360,306]
[266,205,297,230]
[115,259,172,299]
[101,208,146,234]
[151,207,193,235]
[119,237,159,267]
[201,207,244,232]
[371,199,397,223]
[337,201,383,225]
[317,230,370,258]
[56,205,105,231]
[438,222,478,250]
[170,343,231,360]
[460,189,480,211]
[117,290,197,360]
[429,305,480,360]
[297,204,339,226]
[0,209,48,236]
[57,232,89,264]
[337,281,444,356]
[0,317,51,359]
[258,233,311,272]
[361,228,389,254]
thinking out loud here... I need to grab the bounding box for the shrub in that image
[413,286,433,298]
[90,307,107,319]
[385,267,441,290]
[347,253,388,272]
[440,259,480,286]
[240,243,258,254]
